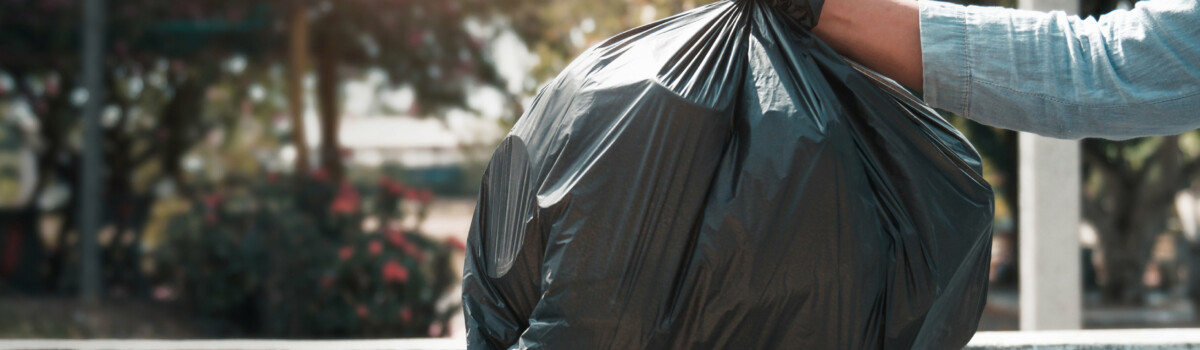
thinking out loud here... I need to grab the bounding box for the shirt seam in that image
[960,10,972,118]
[974,78,1200,109]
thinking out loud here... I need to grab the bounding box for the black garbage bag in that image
[462,0,994,348]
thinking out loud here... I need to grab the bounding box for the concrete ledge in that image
[0,339,466,350]
[967,329,1200,349]
[3,329,1200,349]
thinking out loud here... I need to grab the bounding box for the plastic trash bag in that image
[462,0,994,348]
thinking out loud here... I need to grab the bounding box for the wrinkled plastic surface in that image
[462,0,994,348]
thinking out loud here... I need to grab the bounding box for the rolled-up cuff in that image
[919,1,971,116]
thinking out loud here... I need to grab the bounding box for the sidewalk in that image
[4,329,1200,350]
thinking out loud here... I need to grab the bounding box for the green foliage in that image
[155,173,462,337]
[314,0,507,113]
[487,0,722,84]
[1081,133,1200,303]
[0,0,508,299]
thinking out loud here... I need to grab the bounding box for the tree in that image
[1067,0,1200,306]
[1083,135,1200,304]
[0,0,271,293]
[293,0,513,181]
[0,0,514,296]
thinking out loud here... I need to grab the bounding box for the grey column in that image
[80,0,105,302]
[1017,0,1082,330]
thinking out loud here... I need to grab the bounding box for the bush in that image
[155,170,462,337]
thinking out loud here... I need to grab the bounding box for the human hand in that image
[811,0,923,90]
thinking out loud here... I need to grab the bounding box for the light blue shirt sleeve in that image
[919,0,1200,140]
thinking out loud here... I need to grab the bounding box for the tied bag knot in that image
[751,0,825,29]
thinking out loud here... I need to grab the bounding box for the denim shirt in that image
[919,0,1200,140]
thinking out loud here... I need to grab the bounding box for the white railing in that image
[0,339,465,350]
[966,329,1200,350]
[4,329,1200,350]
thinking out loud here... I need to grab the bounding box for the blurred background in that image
[0,0,1197,340]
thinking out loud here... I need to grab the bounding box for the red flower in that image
[152,285,174,301]
[320,275,335,289]
[407,30,425,47]
[368,240,383,256]
[330,198,357,214]
[416,189,434,204]
[356,304,369,319]
[447,237,466,252]
[310,168,330,182]
[382,260,409,283]
[399,241,425,262]
[2,228,20,278]
[266,172,280,184]
[469,37,486,50]
[339,245,354,261]
[385,230,407,249]
[330,182,361,214]
[202,193,223,209]
[44,77,59,96]
[379,177,406,196]
[440,0,458,14]
[399,306,413,323]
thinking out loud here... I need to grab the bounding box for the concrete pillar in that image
[80,0,105,302]
[1019,135,1081,330]
[1019,0,1078,11]
[1017,1,1081,331]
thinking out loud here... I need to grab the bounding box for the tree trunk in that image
[15,70,78,293]
[998,129,1020,287]
[1099,231,1148,305]
[160,79,206,197]
[287,4,311,174]
[1095,202,1167,305]
[315,45,343,181]
[1189,241,1200,317]
[0,207,43,293]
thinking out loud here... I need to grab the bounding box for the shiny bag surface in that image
[462,1,995,348]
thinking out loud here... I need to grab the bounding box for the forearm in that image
[815,0,1200,139]
[919,1,1200,139]
[812,0,922,90]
